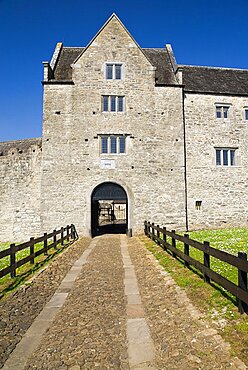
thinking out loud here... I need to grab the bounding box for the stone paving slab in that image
[127,342,156,368]
[124,279,140,295]
[127,318,153,344]
[127,294,142,305]
[121,236,155,369]
[127,304,145,318]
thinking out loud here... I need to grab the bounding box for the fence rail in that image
[144,221,248,314]
[0,224,78,279]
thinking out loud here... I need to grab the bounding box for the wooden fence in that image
[144,221,248,314]
[0,224,78,279]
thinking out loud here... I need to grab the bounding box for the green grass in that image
[165,228,248,285]
[0,240,71,297]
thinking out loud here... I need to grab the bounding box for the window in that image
[195,201,202,210]
[101,137,108,154]
[102,96,124,112]
[244,108,248,120]
[110,136,117,153]
[119,136,125,154]
[215,148,236,166]
[100,135,126,154]
[216,105,230,119]
[106,63,123,80]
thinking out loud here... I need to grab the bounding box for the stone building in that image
[1,14,248,241]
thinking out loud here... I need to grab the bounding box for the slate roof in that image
[181,65,248,95]
[142,48,178,85]
[0,138,42,156]
[51,46,178,85]
[50,46,248,95]
[53,47,84,81]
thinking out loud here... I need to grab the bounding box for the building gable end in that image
[72,13,154,69]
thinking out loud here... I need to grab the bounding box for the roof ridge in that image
[179,64,248,72]
[142,47,165,50]
[63,46,85,49]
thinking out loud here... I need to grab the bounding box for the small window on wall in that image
[215,148,236,166]
[195,200,202,210]
[102,96,124,112]
[105,63,123,80]
[215,105,230,119]
[100,135,126,154]
[244,108,248,120]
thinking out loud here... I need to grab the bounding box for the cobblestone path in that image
[128,237,246,370]
[0,237,91,368]
[1,235,247,370]
[24,235,128,370]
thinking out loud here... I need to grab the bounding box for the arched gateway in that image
[91,182,128,237]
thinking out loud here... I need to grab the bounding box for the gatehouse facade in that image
[1,14,248,241]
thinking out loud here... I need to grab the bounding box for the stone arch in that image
[86,180,133,237]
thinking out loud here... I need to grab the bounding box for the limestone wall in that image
[40,17,186,236]
[0,139,42,241]
[185,93,248,229]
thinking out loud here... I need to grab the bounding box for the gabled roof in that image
[46,14,248,95]
[52,46,178,85]
[72,13,153,67]
[181,65,248,96]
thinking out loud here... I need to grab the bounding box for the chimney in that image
[176,67,183,85]
[42,61,53,82]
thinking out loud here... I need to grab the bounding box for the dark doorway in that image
[91,182,128,237]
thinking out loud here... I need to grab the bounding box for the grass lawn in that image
[0,240,71,297]
[141,227,248,365]
[165,228,248,285]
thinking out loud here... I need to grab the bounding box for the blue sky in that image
[1,0,248,142]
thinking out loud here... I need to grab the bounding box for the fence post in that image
[203,241,210,283]
[71,224,75,240]
[30,237,35,264]
[44,233,48,255]
[144,221,147,235]
[184,234,189,268]
[72,224,78,240]
[151,223,155,241]
[61,227,64,246]
[237,252,248,314]
[53,230,57,248]
[10,243,16,278]
[157,225,160,245]
[147,222,151,238]
[66,225,70,242]
[163,227,167,250]
[172,230,176,258]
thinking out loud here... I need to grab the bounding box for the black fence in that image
[144,221,248,314]
[0,224,78,279]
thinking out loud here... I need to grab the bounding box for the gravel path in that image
[24,235,128,370]
[0,237,91,368]
[128,237,246,370]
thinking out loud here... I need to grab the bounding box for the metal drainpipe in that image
[182,86,189,232]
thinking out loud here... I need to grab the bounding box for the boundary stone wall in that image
[0,139,42,241]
